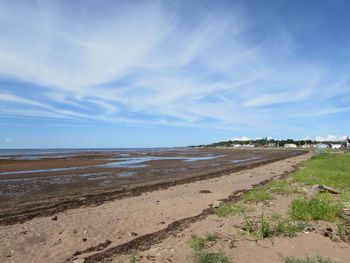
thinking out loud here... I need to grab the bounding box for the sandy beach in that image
[0,151,324,263]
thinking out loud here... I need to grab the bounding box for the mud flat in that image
[0,149,310,263]
[0,148,303,225]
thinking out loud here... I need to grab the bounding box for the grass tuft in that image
[195,250,230,263]
[283,255,334,263]
[129,254,136,263]
[190,234,217,251]
[259,214,272,239]
[190,234,229,263]
[214,203,250,217]
[241,188,273,202]
[290,198,343,222]
[265,179,297,195]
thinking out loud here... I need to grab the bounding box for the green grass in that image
[129,254,136,263]
[190,234,229,263]
[265,179,294,195]
[241,188,273,202]
[290,198,343,222]
[194,250,229,263]
[190,234,217,251]
[283,255,334,263]
[259,214,271,239]
[274,219,307,237]
[214,203,250,217]
[293,152,350,191]
[243,213,306,239]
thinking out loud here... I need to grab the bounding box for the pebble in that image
[73,259,85,263]
[213,201,223,208]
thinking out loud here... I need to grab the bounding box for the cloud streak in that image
[0,0,350,138]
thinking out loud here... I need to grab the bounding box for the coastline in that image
[0,152,312,263]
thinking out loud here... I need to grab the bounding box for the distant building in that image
[331,144,342,149]
[301,144,312,148]
[231,144,242,148]
[284,143,297,148]
[268,143,276,147]
[316,143,329,149]
[243,144,255,148]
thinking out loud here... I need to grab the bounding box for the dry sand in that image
[1,152,340,263]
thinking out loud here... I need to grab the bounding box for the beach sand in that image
[0,152,324,263]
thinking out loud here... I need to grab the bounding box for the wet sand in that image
[0,148,303,225]
[0,150,310,263]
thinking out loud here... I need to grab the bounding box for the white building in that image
[284,143,297,148]
[316,143,329,149]
[331,144,342,149]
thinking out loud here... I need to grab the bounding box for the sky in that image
[0,0,350,148]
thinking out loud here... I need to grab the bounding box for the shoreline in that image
[0,152,311,263]
[0,150,307,226]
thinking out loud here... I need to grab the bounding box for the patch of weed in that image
[337,223,347,239]
[290,198,343,222]
[190,233,217,251]
[129,254,136,263]
[274,219,307,237]
[283,255,334,263]
[190,234,229,263]
[266,179,294,195]
[195,250,229,263]
[242,188,273,202]
[243,215,255,234]
[214,203,250,217]
[259,214,272,239]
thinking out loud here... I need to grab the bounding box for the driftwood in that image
[305,185,339,195]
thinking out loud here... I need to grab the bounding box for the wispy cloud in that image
[0,0,349,137]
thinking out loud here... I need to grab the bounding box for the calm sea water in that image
[0,148,177,157]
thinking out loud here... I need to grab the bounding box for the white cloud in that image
[232,136,251,141]
[4,138,12,143]
[0,1,349,134]
[315,135,347,142]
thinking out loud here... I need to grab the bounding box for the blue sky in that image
[0,0,350,148]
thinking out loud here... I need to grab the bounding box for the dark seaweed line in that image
[68,164,300,263]
[0,151,307,226]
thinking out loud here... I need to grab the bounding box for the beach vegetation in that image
[265,179,295,195]
[214,202,250,217]
[289,198,343,222]
[189,234,229,263]
[283,255,334,263]
[241,188,273,202]
[129,254,136,263]
[293,152,350,192]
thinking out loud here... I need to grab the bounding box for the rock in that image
[51,216,58,221]
[199,190,212,194]
[213,201,223,208]
[83,230,87,234]
[73,259,85,263]
[82,238,87,242]
[128,231,138,237]
[305,185,339,195]
[331,235,342,242]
